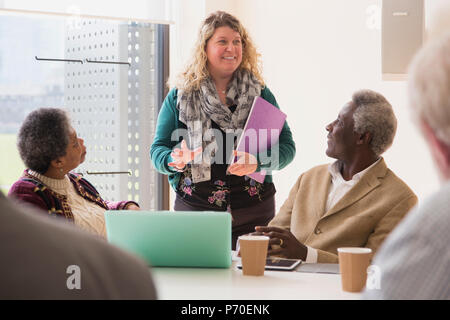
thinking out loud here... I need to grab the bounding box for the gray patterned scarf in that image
[177,68,262,183]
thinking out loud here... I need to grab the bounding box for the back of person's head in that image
[408,32,450,146]
[351,89,397,156]
[18,107,70,174]
[0,192,157,299]
[176,11,263,92]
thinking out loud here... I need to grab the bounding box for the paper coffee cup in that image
[338,247,372,292]
[238,235,269,276]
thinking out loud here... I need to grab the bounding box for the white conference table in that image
[151,254,361,300]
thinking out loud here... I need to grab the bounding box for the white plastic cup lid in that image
[238,235,270,241]
[337,247,372,254]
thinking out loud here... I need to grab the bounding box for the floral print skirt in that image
[176,165,276,211]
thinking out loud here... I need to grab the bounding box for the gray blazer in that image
[0,192,157,299]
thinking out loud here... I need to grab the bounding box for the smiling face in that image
[325,102,360,161]
[205,26,243,79]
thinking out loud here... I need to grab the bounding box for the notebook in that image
[105,210,232,268]
[231,96,287,183]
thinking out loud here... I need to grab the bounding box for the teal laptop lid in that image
[105,210,231,268]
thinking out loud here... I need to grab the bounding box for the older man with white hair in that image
[363,33,450,300]
[256,89,417,263]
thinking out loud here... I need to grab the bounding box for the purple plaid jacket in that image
[8,170,138,222]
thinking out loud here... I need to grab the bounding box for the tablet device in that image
[237,258,302,271]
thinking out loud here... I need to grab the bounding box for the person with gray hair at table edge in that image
[256,89,417,263]
[0,190,157,299]
[363,32,450,299]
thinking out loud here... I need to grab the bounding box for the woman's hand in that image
[254,226,308,260]
[168,140,202,172]
[228,150,258,176]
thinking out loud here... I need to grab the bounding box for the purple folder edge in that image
[231,96,287,183]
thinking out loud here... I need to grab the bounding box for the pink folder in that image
[232,96,287,183]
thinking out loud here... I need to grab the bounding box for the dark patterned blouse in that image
[8,170,137,221]
[175,105,276,211]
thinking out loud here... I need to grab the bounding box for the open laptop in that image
[105,210,232,268]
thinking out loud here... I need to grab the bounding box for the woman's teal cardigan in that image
[150,86,296,190]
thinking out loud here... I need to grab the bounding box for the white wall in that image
[205,0,238,17]
[169,0,205,88]
[426,0,450,40]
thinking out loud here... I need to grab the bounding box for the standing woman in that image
[150,11,296,248]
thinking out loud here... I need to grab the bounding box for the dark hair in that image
[17,108,71,174]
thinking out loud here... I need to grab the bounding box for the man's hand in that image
[255,226,308,260]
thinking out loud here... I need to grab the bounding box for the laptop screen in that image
[105,210,232,268]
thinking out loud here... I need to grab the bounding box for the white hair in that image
[408,32,450,145]
[352,89,397,156]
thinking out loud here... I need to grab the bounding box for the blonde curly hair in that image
[175,11,264,92]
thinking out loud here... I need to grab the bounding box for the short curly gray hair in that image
[408,32,450,145]
[17,108,71,174]
[352,89,397,156]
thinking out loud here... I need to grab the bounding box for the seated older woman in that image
[8,107,139,238]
